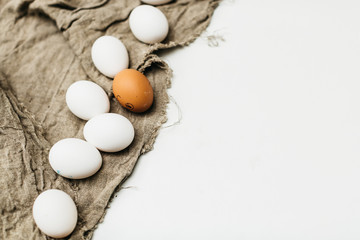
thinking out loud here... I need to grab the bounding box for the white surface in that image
[94,0,360,239]
[33,189,77,238]
[129,5,169,44]
[49,138,102,179]
[84,113,135,152]
[91,36,129,78]
[66,80,110,120]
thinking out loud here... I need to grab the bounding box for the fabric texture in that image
[0,0,220,239]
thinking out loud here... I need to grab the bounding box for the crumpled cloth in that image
[0,0,220,239]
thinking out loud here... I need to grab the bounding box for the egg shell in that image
[49,138,102,179]
[83,113,135,152]
[113,69,154,113]
[66,80,110,120]
[33,189,77,238]
[91,36,129,78]
[129,5,169,44]
[141,0,173,5]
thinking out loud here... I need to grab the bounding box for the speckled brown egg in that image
[113,69,154,113]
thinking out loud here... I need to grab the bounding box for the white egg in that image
[91,36,129,78]
[129,5,169,44]
[141,0,172,5]
[33,189,77,238]
[49,138,102,179]
[83,113,134,152]
[66,80,110,120]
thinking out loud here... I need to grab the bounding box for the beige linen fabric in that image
[0,0,220,239]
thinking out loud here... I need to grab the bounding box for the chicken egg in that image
[33,189,77,238]
[49,138,102,179]
[129,5,169,44]
[113,69,154,113]
[83,113,135,152]
[66,80,110,120]
[141,0,173,5]
[91,36,129,78]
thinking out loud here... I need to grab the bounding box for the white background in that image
[94,1,360,239]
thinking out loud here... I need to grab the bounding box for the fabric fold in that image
[0,0,220,239]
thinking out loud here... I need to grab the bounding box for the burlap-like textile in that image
[0,0,220,239]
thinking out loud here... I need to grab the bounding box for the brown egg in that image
[113,69,154,113]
